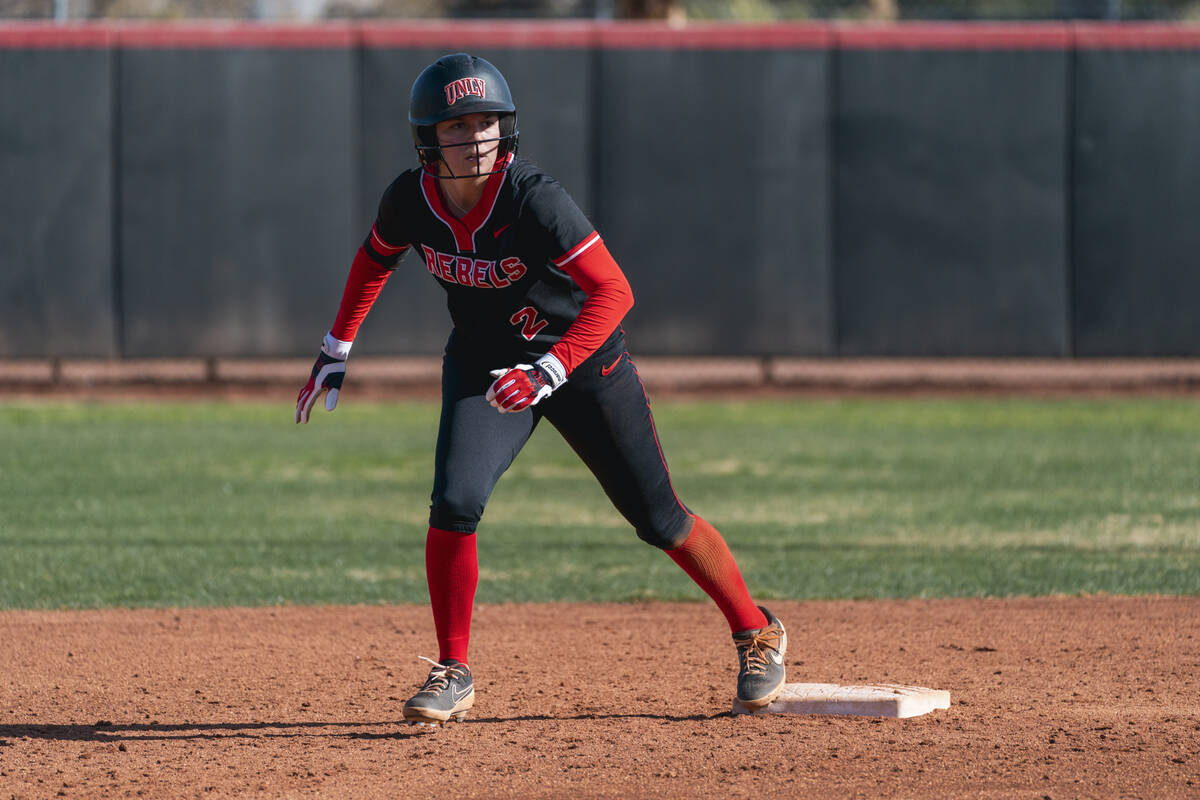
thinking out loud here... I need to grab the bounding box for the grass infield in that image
[1,397,1197,609]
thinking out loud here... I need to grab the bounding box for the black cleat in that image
[403,657,474,727]
[732,606,787,710]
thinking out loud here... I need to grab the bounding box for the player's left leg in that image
[542,339,786,708]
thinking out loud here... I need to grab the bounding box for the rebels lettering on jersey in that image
[420,245,527,288]
[444,77,487,106]
[364,156,603,361]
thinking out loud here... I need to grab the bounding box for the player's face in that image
[435,112,502,178]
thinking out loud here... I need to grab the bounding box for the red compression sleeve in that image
[547,234,634,374]
[667,516,768,634]
[329,245,394,342]
[426,527,478,665]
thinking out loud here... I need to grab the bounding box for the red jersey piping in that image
[420,153,513,253]
[369,223,408,257]
[552,232,602,267]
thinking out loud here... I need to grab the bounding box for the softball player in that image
[296,53,786,727]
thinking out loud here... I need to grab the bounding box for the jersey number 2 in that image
[510,306,549,341]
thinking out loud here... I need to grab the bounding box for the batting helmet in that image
[409,53,519,176]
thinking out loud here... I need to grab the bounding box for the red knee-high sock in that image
[667,516,768,634]
[425,527,478,665]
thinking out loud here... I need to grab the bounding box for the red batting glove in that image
[485,355,566,414]
[486,364,551,413]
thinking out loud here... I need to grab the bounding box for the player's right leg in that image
[404,344,538,727]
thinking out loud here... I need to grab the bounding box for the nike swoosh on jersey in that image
[601,353,625,376]
[493,223,511,239]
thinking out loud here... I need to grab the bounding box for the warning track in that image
[3,356,1200,401]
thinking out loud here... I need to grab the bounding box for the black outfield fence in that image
[834,26,1072,357]
[1,29,117,357]
[2,21,1198,358]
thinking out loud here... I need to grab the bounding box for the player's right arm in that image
[295,182,411,424]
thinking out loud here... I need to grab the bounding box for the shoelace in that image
[417,655,467,692]
[736,627,781,676]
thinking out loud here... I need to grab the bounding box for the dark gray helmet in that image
[408,53,519,176]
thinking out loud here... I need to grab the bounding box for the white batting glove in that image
[295,332,352,424]
[485,354,566,414]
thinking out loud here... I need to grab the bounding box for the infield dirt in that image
[1,597,1197,799]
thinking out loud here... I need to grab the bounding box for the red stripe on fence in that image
[836,23,1073,50]
[0,23,114,48]
[0,21,353,48]
[1075,23,1200,49]
[592,22,832,49]
[361,20,832,49]
[2,21,1199,51]
[115,22,356,48]
[359,20,596,48]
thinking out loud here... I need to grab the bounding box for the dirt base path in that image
[2,598,1197,799]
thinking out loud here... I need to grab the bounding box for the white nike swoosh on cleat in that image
[769,650,784,665]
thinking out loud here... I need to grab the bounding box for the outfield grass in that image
[1,397,1198,609]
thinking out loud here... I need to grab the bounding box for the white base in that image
[733,683,950,719]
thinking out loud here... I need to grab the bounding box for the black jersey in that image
[365,156,602,364]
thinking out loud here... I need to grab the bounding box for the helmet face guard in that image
[409,53,520,179]
[413,115,519,179]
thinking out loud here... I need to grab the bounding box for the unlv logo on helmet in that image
[444,77,487,106]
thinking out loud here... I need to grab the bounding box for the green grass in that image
[1,397,1198,609]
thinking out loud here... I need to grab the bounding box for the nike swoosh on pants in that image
[601,353,625,376]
